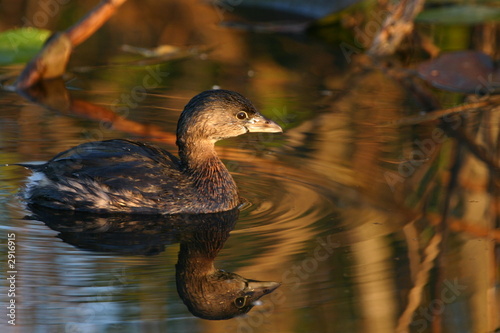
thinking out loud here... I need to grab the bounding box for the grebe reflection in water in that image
[28,206,280,320]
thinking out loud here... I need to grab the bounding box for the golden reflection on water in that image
[0,0,499,332]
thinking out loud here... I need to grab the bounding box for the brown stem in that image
[66,0,128,47]
[15,0,127,89]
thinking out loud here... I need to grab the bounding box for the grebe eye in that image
[234,296,247,308]
[236,111,248,120]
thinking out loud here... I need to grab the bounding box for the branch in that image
[15,0,127,90]
[369,0,427,57]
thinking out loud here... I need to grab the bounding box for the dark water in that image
[0,1,499,333]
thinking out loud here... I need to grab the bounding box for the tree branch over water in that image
[15,0,127,90]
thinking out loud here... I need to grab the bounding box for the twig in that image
[15,0,127,89]
[448,217,500,242]
[383,100,493,127]
[369,0,427,57]
[66,0,128,47]
[396,232,442,333]
[448,124,500,172]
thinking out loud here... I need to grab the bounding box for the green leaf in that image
[0,28,51,65]
[417,5,500,24]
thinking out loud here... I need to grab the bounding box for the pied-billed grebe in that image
[21,89,282,214]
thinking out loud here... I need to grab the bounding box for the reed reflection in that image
[26,205,280,320]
